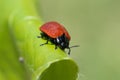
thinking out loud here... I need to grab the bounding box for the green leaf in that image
[38,59,78,80]
[0,0,79,80]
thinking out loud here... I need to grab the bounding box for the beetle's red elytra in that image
[40,22,71,40]
[38,21,78,55]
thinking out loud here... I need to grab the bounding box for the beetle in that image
[38,21,78,55]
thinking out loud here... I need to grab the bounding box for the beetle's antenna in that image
[69,45,80,48]
[67,45,79,55]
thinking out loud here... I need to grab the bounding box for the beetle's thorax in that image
[40,32,70,50]
[54,34,69,50]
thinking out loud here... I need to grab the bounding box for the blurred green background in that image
[39,0,120,80]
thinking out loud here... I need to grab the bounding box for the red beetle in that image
[38,21,78,54]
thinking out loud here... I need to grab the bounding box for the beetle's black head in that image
[55,33,70,53]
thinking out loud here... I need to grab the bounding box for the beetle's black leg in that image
[37,36,41,38]
[55,45,57,49]
[40,40,48,46]
[38,32,44,38]
[68,47,71,55]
